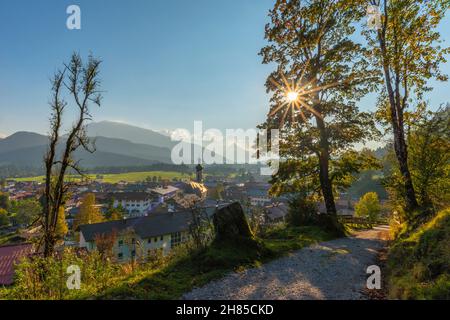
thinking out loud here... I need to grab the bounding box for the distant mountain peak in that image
[87,121,175,149]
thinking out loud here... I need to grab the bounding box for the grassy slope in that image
[11,171,193,183]
[387,208,450,299]
[95,226,334,300]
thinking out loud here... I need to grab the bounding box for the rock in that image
[213,202,254,242]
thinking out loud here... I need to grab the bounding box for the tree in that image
[385,106,450,218]
[40,53,103,256]
[260,0,379,235]
[13,199,42,226]
[355,192,381,223]
[94,230,117,260]
[73,193,103,231]
[408,106,450,210]
[0,208,9,226]
[106,207,125,221]
[363,0,449,212]
[55,206,68,239]
[0,192,10,211]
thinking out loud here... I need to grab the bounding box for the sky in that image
[0,0,449,138]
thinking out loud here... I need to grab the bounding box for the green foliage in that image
[387,208,450,299]
[105,204,126,221]
[355,192,381,223]
[287,192,317,226]
[0,208,9,226]
[5,248,120,300]
[384,107,450,224]
[348,169,388,200]
[408,107,450,209]
[260,0,380,218]
[1,225,335,300]
[10,198,42,226]
[0,192,10,211]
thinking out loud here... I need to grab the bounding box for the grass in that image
[0,224,336,300]
[94,225,334,299]
[387,208,450,299]
[11,171,193,183]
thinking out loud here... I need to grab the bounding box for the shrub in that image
[287,193,317,226]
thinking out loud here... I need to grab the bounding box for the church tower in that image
[195,162,203,183]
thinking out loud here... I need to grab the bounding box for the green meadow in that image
[11,171,193,184]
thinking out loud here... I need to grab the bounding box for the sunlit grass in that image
[10,171,193,184]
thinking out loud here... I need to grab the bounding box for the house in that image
[78,211,194,262]
[149,185,180,203]
[247,188,271,207]
[110,192,155,217]
[0,244,34,285]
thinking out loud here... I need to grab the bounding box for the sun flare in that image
[286,91,299,102]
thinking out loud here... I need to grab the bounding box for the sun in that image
[268,70,337,126]
[286,91,299,102]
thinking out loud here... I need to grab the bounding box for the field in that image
[11,171,193,184]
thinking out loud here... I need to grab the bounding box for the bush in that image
[287,193,318,226]
[5,248,121,300]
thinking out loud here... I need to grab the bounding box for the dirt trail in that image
[184,225,390,300]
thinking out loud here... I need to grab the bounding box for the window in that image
[171,232,182,248]
[118,253,123,260]
[160,236,163,241]
[148,238,152,244]
[118,240,123,247]
[154,237,157,242]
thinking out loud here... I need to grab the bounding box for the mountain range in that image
[0,122,175,168]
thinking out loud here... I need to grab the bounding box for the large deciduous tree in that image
[260,0,379,233]
[41,53,103,257]
[364,0,449,213]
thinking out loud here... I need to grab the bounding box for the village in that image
[0,163,365,286]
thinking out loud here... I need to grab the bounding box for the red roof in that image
[0,244,34,285]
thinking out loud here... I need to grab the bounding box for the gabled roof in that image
[109,192,152,201]
[79,210,192,242]
[149,185,179,196]
[0,243,34,285]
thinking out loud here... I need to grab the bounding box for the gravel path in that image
[183,225,390,300]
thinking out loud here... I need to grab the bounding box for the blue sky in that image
[0,0,449,137]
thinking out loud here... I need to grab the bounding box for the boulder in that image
[213,202,254,242]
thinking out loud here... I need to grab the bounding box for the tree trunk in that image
[392,123,419,212]
[377,27,419,213]
[316,115,337,215]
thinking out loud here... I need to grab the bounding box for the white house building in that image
[78,211,192,262]
[111,192,154,217]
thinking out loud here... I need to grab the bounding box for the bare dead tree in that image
[40,53,103,257]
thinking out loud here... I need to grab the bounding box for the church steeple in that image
[195,161,203,183]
